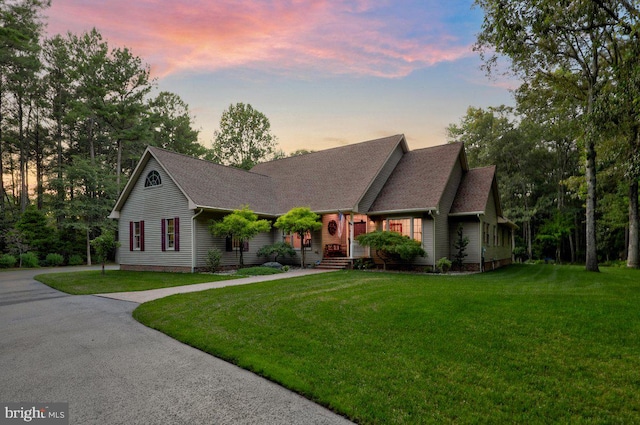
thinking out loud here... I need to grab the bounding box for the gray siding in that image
[450,220,481,264]
[423,216,435,266]
[194,212,278,268]
[118,157,193,268]
[358,144,404,213]
[482,188,512,262]
[434,158,463,260]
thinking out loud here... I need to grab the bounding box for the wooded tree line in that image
[449,0,640,269]
[0,0,206,263]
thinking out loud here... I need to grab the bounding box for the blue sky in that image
[45,0,515,153]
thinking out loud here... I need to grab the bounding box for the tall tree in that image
[1,0,50,212]
[474,0,626,271]
[102,45,153,192]
[209,103,278,170]
[146,91,204,157]
[42,34,73,221]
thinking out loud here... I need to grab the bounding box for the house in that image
[109,134,516,272]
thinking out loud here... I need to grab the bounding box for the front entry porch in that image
[317,213,372,268]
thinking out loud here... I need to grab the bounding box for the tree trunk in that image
[86,227,92,266]
[116,139,122,193]
[0,83,5,216]
[18,93,28,212]
[585,136,599,271]
[628,177,639,268]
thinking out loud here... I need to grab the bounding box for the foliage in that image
[67,254,84,266]
[452,224,469,270]
[356,231,425,270]
[0,254,17,268]
[257,241,296,262]
[133,265,640,424]
[206,248,222,272]
[353,258,375,270]
[90,230,120,274]
[146,91,204,157]
[274,207,322,268]
[436,257,452,273]
[19,252,39,268]
[473,0,640,271]
[45,253,64,266]
[209,205,272,266]
[15,206,57,256]
[209,102,279,170]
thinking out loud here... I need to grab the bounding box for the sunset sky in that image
[44,0,516,154]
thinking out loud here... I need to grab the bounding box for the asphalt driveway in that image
[0,267,352,424]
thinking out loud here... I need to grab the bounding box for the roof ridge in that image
[148,145,269,177]
[252,134,406,169]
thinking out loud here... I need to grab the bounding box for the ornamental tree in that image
[209,205,271,266]
[91,230,120,275]
[274,207,322,268]
[356,231,425,270]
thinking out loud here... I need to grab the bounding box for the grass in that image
[235,266,284,276]
[35,270,237,295]
[133,265,640,424]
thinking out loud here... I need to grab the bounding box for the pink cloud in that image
[45,0,475,79]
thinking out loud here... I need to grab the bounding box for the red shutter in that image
[129,221,134,251]
[140,221,145,251]
[174,217,180,251]
[161,219,166,251]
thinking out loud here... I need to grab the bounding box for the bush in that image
[45,253,65,267]
[353,258,375,270]
[436,257,452,273]
[206,248,222,272]
[257,242,296,262]
[68,254,84,266]
[20,252,40,268]
[0,254,17,268]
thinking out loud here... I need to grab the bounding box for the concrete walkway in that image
[98,268,336,303]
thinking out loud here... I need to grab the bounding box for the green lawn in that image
[133,265,640,424]
[35,270,237,295]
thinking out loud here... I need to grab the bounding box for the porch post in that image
[349,214,354,259]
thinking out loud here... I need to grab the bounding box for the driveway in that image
[0,267,352,424]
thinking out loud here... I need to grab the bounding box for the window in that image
[144,170,162,187]
[129,221,144,251]
[385,218,423,244]
[493,225,497,246]
[413,218,423,243]
[161,217,180,251]
[484,223,490,245]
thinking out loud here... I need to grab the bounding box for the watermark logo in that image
[1,403,67,425]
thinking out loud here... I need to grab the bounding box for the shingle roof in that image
[251,134,406,214]
[449,165,496,215]
[368,142,464,213]
[149,147,278,214]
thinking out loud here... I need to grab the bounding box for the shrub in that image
[45,253,65,267]
[20,252,40,268]
[356,231,426,270]
[436,257,452,273]
[452,224,469,270]
[68,254,84,266]
[257,242,296,262]
[0,254,17,268]
[206,248,222,272]
[353,258,375,270]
